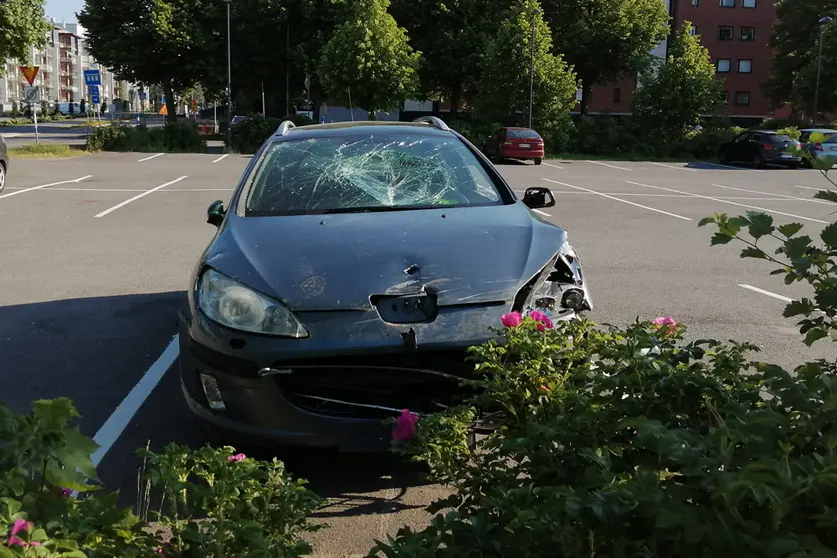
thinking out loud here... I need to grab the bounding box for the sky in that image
[46,0,82,23]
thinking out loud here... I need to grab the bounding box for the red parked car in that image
[483,127,545,165]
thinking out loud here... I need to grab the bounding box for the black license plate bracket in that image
[371,293,438,323]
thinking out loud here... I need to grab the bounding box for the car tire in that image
[718,151,729,165]
[753,154,766,169]
[534,158,543,165]
[0,162,5,193]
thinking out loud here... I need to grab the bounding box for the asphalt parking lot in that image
[1,151,834,556]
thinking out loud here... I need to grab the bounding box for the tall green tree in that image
[632,22,722,138]
[79,0,224,123]
[318,0,421,116]
[0,0,52,69]
[475,0,577,135]
[540,0,669,114]
[790,26,837,119]
[390,0,507,117]
[766,0,837,117]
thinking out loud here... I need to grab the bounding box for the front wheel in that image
[718,150,730,165]
[534,157,543,165]
[0,162,6,193]
[753,154,766,169]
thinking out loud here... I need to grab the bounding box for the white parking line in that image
[543,162,564,170]
[710,183,837,206]
[794,184,828,191]
[739,284,794,303]
[137,153,164,162]
[700,162,764,172]
[586,160,632,171]
[212,154,229,163]
[0,175,93,200]
[542,178,692,220]
[94,175,188,217]
[625,180,828,224]
[648,162,699,172]
[532,209,551,217]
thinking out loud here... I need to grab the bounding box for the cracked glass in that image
[245,133,503,216]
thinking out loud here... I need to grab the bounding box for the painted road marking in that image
[137,153,164,162]
[94,175,188,217]
[710,183,837,206]
[586,160,632,171]
[212,154,229,163]
[625,180,828,225]
[739,284,794,303]
[543,162,564,170]
[0,175,93,200]
[648,162,699,172]
[542,178,692,221]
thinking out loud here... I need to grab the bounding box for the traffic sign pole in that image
[33,108,39,144]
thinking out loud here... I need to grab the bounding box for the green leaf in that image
[814,190,837,204]
[741,247,767,259]
[710,232,733,246]
[784,299,816,317]
[746,212,775,239]
[697,216,715,227]
[778,223,803,238]
[804,327,829,346]
[821,222,837,249]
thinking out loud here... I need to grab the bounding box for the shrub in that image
[0,398,322,557]
[370,313,837,557]
[777,126,801,140]
[228,114,315,154]
[86,121,206,153]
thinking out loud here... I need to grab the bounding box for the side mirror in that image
[522,187,555,210]
[207,200,226,227]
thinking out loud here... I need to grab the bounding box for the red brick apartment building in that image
[583,0,787,119]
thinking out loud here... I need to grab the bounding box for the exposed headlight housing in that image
[520,241,592,319]
[196,268,308,338]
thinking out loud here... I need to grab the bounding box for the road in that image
[0,152,833,556]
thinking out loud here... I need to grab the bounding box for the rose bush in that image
[0,398,322,558]
[367,306,837,557]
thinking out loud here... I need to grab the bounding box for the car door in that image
[727,132,750,162]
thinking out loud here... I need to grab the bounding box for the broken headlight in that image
[524,242,592,318]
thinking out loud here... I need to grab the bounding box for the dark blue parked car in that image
[178,117,593,452]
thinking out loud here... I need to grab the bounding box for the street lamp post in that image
[528,8,541,129]
[814,16,833,123]
[222,0,232,150]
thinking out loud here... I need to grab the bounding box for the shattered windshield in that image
[244,133,504,215]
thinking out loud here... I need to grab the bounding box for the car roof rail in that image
[413,116,450,131]
[275,120,296,136]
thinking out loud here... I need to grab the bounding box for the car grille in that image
[272,350,478,419]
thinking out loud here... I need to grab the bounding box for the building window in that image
[739,26,755,40]
[690,26,699,36]
[718,26,734,40]
[734,91,750,106]
[742,0,756,6]
[716,58,731,73]
[691,0,699,5]
[613,88,622,103]
[720,90,729,103]
[720,0,735,6]
[738,59,752,73]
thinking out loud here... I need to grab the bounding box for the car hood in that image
[204,203,566,311]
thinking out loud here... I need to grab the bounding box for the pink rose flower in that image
[227,453,246,462]
[392,409,419,442]
[8,519,39,548]
[652,316,677,334]
[60,488,72,498]
[528,310,554,331]
[500,311,523,328]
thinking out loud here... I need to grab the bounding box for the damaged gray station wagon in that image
[178,117,593,451]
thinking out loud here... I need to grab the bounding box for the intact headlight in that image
[196,268,308,338]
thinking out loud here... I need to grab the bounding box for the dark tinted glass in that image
[507,129,541,139]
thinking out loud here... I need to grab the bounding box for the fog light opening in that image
[534,296,556,310]
[561,288,584,310]
[199,373,227,411]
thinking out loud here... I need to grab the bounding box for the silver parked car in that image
[0,135,7,193]
[799,128,837,167]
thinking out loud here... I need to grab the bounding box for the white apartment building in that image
[0,21,136,112]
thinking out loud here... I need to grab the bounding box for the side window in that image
[800,132,810,143]
[734,133,748,143]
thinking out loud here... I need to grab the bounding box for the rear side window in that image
[244,132,509,216]
[769,134,793,143]
[507,129,542,140]
[822,133,837,143]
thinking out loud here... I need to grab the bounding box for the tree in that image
[540,0,669,114]
[80,98,86,114]
[632,22,723,139]
[318,0,421,116]
[475,0,577,135]
[78,0,224,123]
[390,0,507,117]
[766,0,837,114]
[790,28,837,119]
[0,0,51,68]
